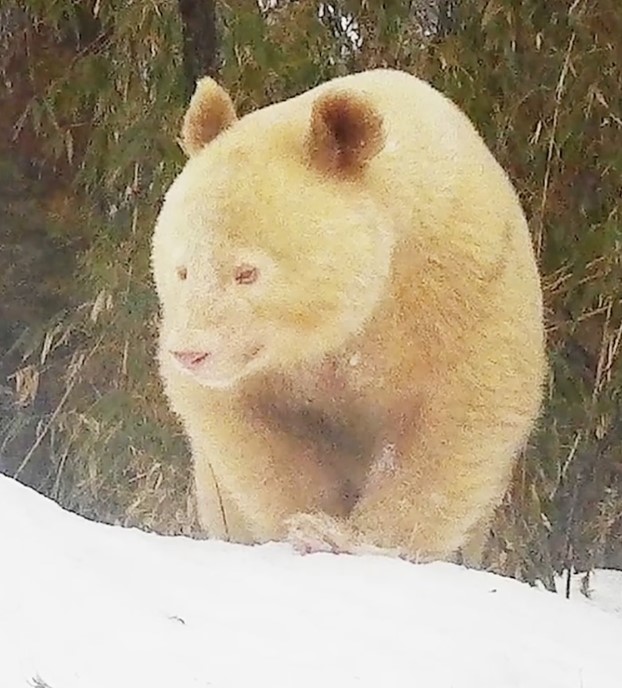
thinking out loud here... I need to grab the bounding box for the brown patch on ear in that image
[307,90,385,173]
[180,77,237,157]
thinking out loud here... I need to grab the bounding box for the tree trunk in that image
[178,0,219,98]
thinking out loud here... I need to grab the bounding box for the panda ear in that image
[180,77,237,157]
[306,90,385,174]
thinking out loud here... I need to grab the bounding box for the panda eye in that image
[234,264,259,285]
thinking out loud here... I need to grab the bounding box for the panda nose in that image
[171,350,210,369]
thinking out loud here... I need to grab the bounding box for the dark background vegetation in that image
[1,0,620,589]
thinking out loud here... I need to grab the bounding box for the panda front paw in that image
[286,512,357,556]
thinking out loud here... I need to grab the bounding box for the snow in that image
[1,476,621,688]
[553,569,622,620]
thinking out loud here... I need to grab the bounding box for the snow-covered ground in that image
[1,476,621,688]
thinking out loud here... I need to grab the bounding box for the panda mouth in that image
[244,344,264,362]
[170,343,265,386]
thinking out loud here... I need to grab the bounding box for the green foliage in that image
[1,0,620,580]
[1,0,193,532]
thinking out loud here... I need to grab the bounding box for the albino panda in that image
[151,69,545,562]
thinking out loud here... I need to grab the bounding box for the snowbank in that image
[554,568,622,620]
[0,475,621,688]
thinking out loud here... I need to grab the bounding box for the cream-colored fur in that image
[151,69,545,562]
